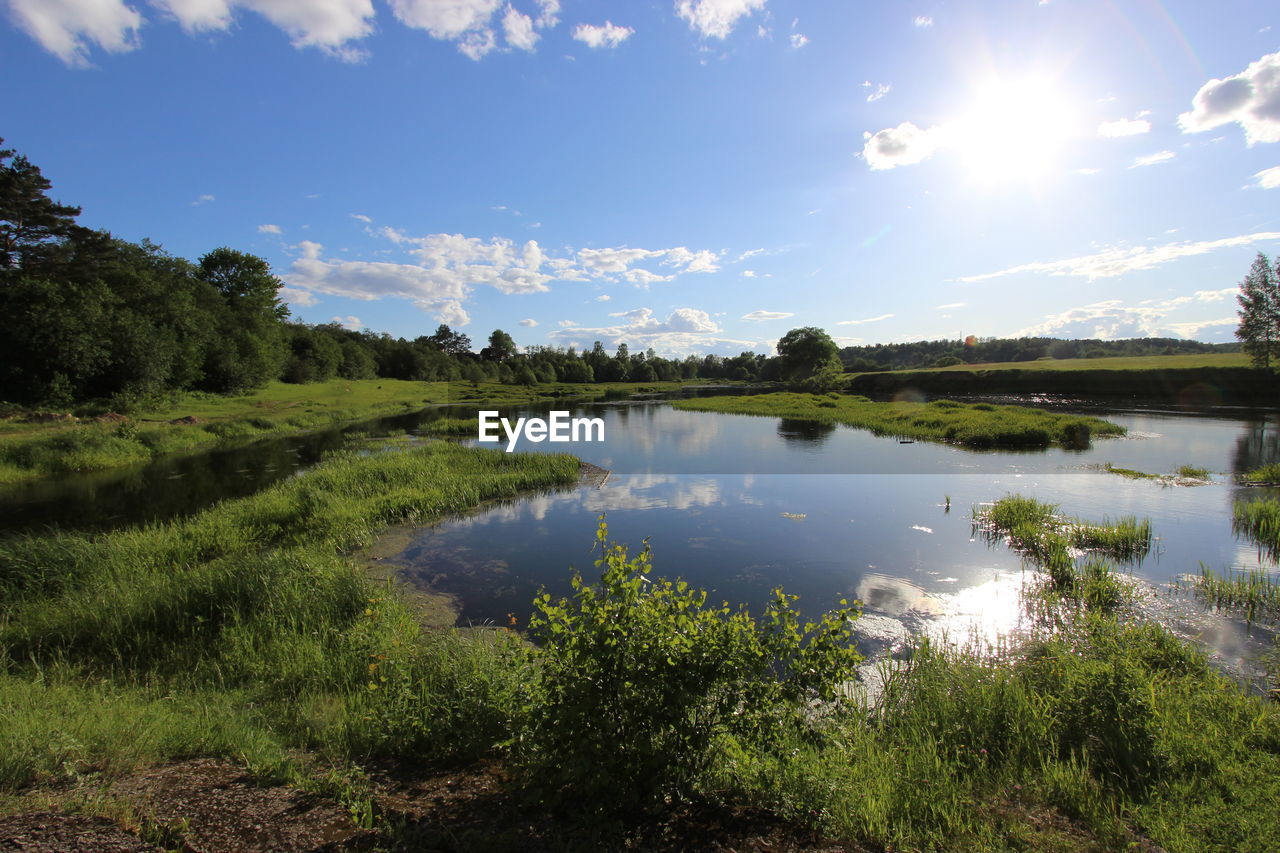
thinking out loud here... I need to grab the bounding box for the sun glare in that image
[952,77,1079,184]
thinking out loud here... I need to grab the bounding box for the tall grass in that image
[673,393,1124,449]
[1233,497,1280,561]
[1191,565,1280,625]
[1240,462,1280,485]
[975,495,1151,566]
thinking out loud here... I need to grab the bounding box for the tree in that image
[776,326,841,380]
[481,328,517,362]
[1236,252,1280,369]
[0,139,86,269]
[427,323,472,356]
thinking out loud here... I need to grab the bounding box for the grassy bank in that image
[845,354,1273,404]
[2,447,1278,849]
[0,378,690,486]
[672,392,1124,449]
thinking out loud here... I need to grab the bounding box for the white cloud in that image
[279,286,319,307]
[157,0,375,60]
[1179,51,1280,145]
[741,310,794,321]
[549,306,755,355]
[864,82,891,103]
[331,315,362,329]
[1131,150,1175,168]
[1097,117,1151,137]
[836,313,894,326]
[7,0,142,65]
[502,4,537,51]
[962,231,1280,283]
[192,194,215,205]
[350,213,372,222]
[675,0,767,40]
[594,294,611,302]
[387,0,500,39]
[533,0,558,28]
[913,15,933,27]
[935,302,965,310]
[519,318,538,327]
[572,20,633,49]
[1077,167,1102,175]
[283,229,723,325]
[861,121,946,170]
[258,224,282,234]
[1253,166,1280,189]
[742,270,757,278]
[1015,298,1238,341]
[457,26,496,59]
[789,32,807,48]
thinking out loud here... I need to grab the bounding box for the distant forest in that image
[0,140,1240,409]
[839,336,1239,373]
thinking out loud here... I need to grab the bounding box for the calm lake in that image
[4,391,1278,680]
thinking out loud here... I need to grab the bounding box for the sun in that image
[951,77,1080,184]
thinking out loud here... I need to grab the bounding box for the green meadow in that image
[673,392,1124,449]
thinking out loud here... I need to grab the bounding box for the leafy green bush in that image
[521,517,862,813]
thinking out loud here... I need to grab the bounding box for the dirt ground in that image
[0,758,865,853]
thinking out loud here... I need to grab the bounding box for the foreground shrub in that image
[520,517,862,813]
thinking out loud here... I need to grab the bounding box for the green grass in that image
[0,378,695,486]
[1102,463,1212,482]
[423,416,479,435]
[975,495,1152,572]
[0,442,578,789]
[1190,565,1280,625]
[903,353,1249,373]
[1233,497,1280,562]
[672,393,1124,449]
[1240,462,1280,485]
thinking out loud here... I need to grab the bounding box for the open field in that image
[896,353,1250,373]
[672,392,1124,449]
[846,353,1271,404]
[0,378,691,486]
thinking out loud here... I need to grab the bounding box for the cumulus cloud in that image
[549,306,755,355]
[1254,166,1280,189]
[836,313,894,326]
[279,286,319,307]
[572,20,633,48]
[1097,117,1151,137]
[913,15,933,27]
[594,294,611,302]
[1015,298,1237,341]
[519,318,538,326]
[1179,51,1280,145]
[861,122,947,170]
[1131,150,1175,168]
[258,224,282,234]
[155,0,376,60]
[675,0,767,39]
[961,231,1280,283]
[741,310,794,321]
[502,5,537,50]
[282,229,723,325]
[7,0,142,65]
[331,315,362,329]
[789,32,807,48]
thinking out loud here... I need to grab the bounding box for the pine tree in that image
[1236,252,1280,369]
[0,138,85,269]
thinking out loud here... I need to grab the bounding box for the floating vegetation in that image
[1188,565,1280,625]
[1240,462,1280,485]
[424,416,479,435]
[1101,462,1212,484]
[1234,497,1280,562]
[974,495,1152,565]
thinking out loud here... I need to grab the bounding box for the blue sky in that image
[3,0,1278,356]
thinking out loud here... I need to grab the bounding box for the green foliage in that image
[776,327,841,381]
[1233,497,1280,562]
[674,392,1124,449]
[521,517,861,813]
[1190,565,1280,625]
[1240,462,1280,484]
[1235,252,1280,369]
